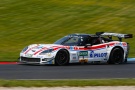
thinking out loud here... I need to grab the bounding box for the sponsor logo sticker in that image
[79,51,88,56]
[25,54,33,57]
[79,59,88,63]
[47,53,52,56]
[90,51,107,58]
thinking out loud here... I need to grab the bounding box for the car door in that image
[87,37,108,61]
[77,36,107,63]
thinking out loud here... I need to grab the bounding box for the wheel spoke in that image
[55,50,69,65]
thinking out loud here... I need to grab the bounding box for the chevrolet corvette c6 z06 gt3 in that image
[19,32,133,65]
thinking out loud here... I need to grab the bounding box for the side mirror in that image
[85,44,92,48]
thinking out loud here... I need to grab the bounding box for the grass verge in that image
[0,0,135,61]
[0,79,135,87]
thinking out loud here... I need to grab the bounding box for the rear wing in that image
[101,32,133,39]
[96,32,133,41]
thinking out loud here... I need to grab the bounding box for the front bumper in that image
[19,56,55,65]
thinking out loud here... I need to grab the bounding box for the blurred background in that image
[0,0,135,61]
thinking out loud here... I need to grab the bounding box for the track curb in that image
[0,62,18,64]
[0,58,135,65]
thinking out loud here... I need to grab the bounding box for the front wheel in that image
[108,48,124,64]
[55,49,69,66]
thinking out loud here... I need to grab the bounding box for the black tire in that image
[55,49,69,66]
[108,48,124,64]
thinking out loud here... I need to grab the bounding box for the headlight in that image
[39,49,54,55]
[21,46,28,53]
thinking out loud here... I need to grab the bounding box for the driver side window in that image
[79,37,101,46]
[91,37,101,45]
[81,36,92,46]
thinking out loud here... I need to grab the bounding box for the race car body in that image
[19,32,133,65]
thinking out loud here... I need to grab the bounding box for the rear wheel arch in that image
[113,46,124,54]
[108,46,124,64]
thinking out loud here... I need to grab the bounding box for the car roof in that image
[68,33,99,37]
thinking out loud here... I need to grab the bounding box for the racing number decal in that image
[79,51,88,63]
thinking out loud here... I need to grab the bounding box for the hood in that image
[24,44,63,55]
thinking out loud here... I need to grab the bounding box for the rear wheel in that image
[108,48,124,64]
[55,49,69,66]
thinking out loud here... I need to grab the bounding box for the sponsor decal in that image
[122,42,127,47]
[37,55,44,58]
[25,54,33,57]
[37,45,44,49]
[79,51,88,56]
[90,51,107,58]
[115,42,122,46]
[47,53,52,56]
[72,54,77,60]
[72,54,76,56]
[65,46,70,49]
[109,43,115,47]
[73,57,76,60]
[48,57,55,64]
[70,46,74,50]
[79,59,88,63]
[74,46,79,50]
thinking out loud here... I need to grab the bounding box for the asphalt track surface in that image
[0,58,135,80]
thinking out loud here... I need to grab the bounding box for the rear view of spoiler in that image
[100,32,133,39]
[96,32,133,41]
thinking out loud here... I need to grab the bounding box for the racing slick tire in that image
[108,48,124,64]
[55,49,69,66]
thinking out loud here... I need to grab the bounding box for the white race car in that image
[19,32,133,65]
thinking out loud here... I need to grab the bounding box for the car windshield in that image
[54,35,81,46]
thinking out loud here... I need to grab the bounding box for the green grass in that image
[0,79,135,87]
[0,0,135,61]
